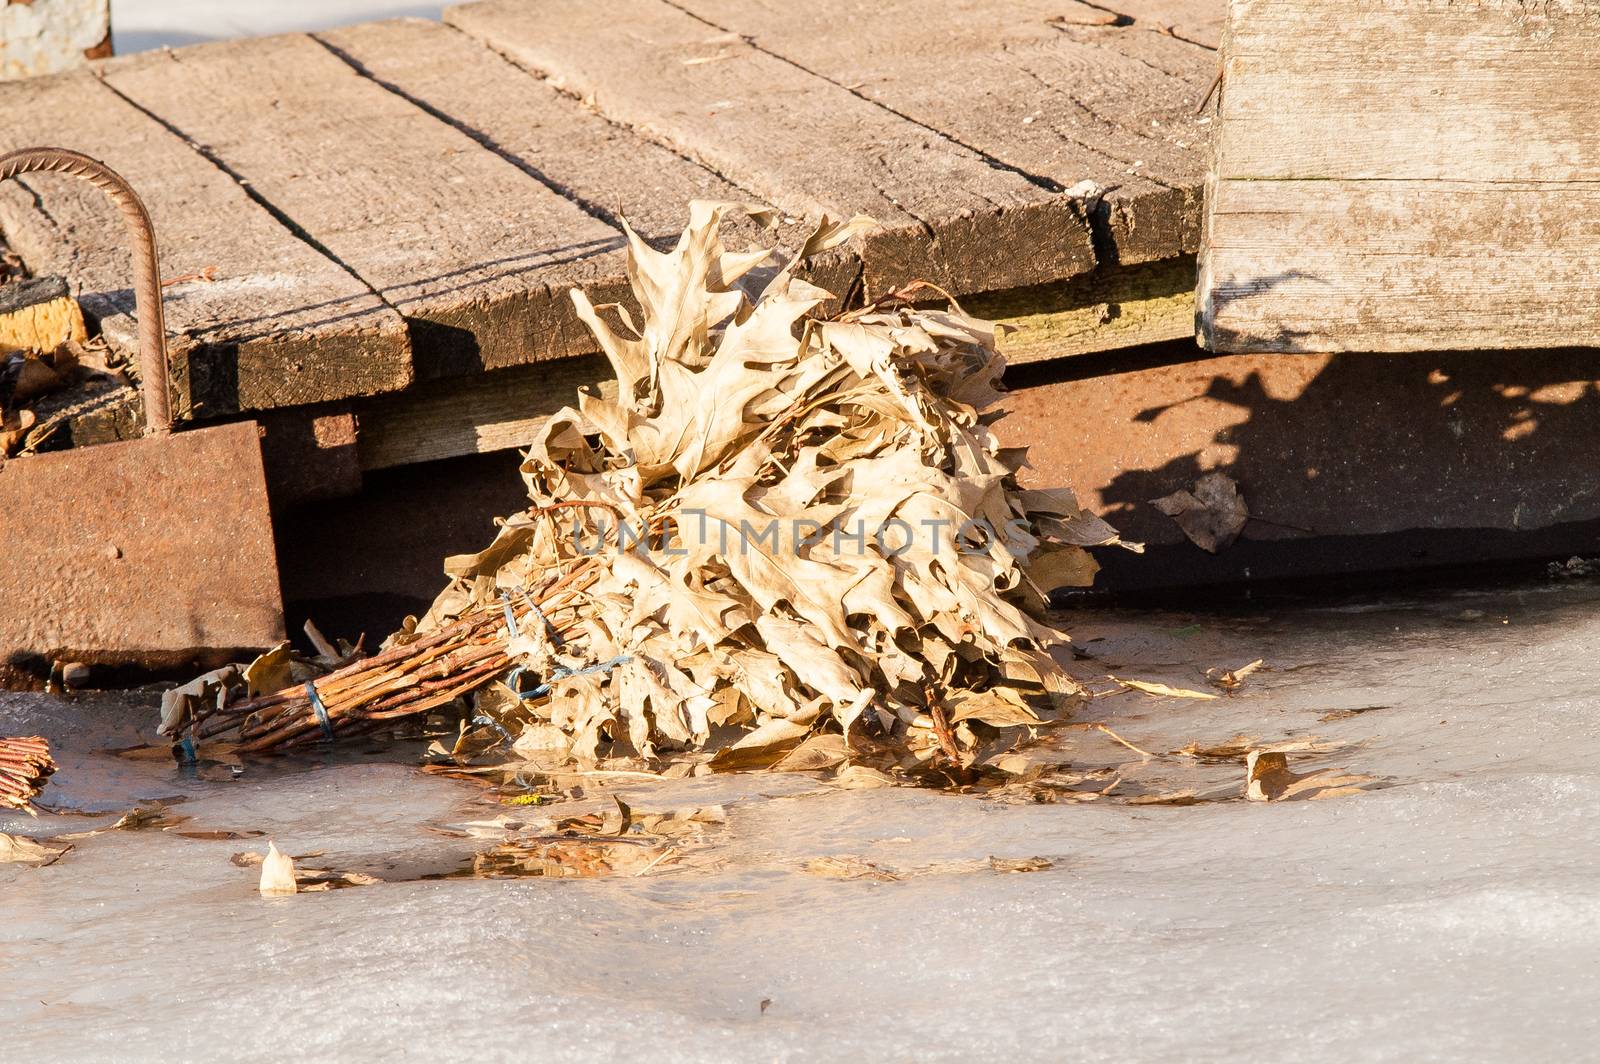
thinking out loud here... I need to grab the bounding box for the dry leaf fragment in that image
[830,764,897,789]
[259,841,298,896]
[771,732,851,772]
[1175,735,1257,760]
[803,855,901,882]
[988,856,1053,873]
[1206,658,1264,693]
[244,641,294,698]
[0,832,70,866]
[1152,472,1248,553]
[1245,750,1374,802]
[1112,676,1219,700]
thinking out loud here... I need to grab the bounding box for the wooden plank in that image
[317,18,751,245]
[671,0,1219,266]
[445,0,1100,297]
[315,18,862,312]
[0,69,411,417]
[969,256,1195,363]
[101,34,631,379]
[354,357,615,470]
[361,256,1197,471]
[1199,0,1600,352]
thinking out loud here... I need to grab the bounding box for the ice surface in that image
[4,581,1600,1061]
[109,0,444,54]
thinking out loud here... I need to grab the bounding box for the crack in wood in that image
[660,0,1069,195]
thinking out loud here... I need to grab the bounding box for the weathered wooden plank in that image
[0,69,412,417]
[969,256,1195,363]
[445,0,1100,297]
[317,18,864,305]
[354,357,616,470]
[102,34,630,379]
[670,0,1218,266]
[1199,0,1600,352]
[316,18,749,246]
[359,256,1196,473]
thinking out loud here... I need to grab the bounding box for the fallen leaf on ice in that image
[1205,658,1264,693]
[57,804,189,840]
[988,856,1054,873]
[1174,735,1258,760]
[1245,750,1374,802]
[771,732,851,773]
[803,855,901,881]
[463,837,665,878]
[258,840,298,896]
[830,764,898,789]
[0,832,70,866]
[240,845,379,892]
[1111,676,1219,700]
[1152,472,1248,553]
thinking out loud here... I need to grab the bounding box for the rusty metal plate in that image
[0,420,284,670]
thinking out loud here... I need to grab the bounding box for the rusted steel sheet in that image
[0,147,283,675]
[0,419,284,669]
[1000,346,1600,550]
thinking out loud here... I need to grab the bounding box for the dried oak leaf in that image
[1245,750,1374,802]
[0,832,70,866]
[1112,676,1219,700]
[1152,472,1248,553]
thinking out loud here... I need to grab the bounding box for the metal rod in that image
[0,147,172,435]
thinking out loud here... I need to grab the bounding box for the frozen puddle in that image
[4,581,1600,1061]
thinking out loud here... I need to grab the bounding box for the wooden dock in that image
[0,0,1218,480]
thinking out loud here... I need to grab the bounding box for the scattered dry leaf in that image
[804,854,901,881]
[1245,750,1374,802]
[1112,676,1219,700]
[258,841,298,896]
[0,832,70,866]
[1206,658,1263,693]
[1152,472,1248,553]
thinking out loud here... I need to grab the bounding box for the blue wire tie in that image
[521,590,565,647]
[526,654,633,699]
[178,736,198,764]
[504,665,528,693]
[472,714,515,744]
[305,681,335,741]
[501,592,520,638]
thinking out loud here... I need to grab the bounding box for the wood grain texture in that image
[359,257,1197,472]
[315,19,861,319]
[672,0,1218,266]
[1199,0,1600,352]
[444,0,1101,296]
[968,256,1196,362]
[353,357,616,470]
[102,34,627,379]
[0,69,411,417]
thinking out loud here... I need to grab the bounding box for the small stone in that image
[60,661,92,687]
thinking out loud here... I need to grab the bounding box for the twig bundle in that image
[0,737,55,813]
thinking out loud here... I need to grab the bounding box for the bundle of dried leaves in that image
[191,205,1133,769]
